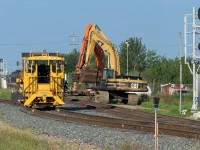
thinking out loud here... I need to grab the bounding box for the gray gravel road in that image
[0,103,199,150]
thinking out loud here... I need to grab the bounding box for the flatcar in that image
[12,50,65,108]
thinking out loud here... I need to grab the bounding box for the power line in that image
[0,41,67,46]
[147,44,177,48]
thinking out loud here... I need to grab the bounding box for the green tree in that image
[144,56,192,84]
[119,37,157,76]
[145,50,160,69]
[119,37,144,75]
[60,49,79,88]
[61,48,79,73]
[181,57,192,84]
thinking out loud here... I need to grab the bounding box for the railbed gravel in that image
[58,104,122,119]
[0,103,200,150]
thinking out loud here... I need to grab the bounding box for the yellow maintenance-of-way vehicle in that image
[12,50,65,108]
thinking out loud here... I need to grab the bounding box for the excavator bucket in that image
[79,69,97,83]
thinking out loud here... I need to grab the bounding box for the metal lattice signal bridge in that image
[184,7,200,112]
[0,58,7,89]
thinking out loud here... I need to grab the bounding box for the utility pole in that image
[125,42,129,75]
[69,32,79,51]
[178,32,182,114]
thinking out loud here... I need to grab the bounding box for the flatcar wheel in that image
[52,106,56,110]
[29,106,35,112]
[56,108,60,113]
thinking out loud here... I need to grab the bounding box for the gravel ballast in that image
[0,103,199,150]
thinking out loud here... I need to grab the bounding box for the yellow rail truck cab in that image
[14,50,65,107]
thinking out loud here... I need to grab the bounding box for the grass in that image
[105,143,151,150]
[0,120,153,150]
[0,88,12,99]
[0,122,49,150]
[139,93,196,118]
[119,142,150,150]
[0,121,102,150]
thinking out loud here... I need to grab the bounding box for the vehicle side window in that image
[52,60,56,73]
[57,61,62,73]
[52,60,63,73]
[25,60,35,73]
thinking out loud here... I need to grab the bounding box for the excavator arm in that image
[74,24,120,83]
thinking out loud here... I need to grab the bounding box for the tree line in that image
[61,37,192,87]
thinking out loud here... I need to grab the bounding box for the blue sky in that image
[0,0,200,72]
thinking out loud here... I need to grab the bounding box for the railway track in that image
[65,97,200,126]
[0,99,200,140]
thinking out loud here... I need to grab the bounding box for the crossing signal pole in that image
[153,97,160,150]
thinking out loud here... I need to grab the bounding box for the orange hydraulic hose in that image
[76,24,92,72]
